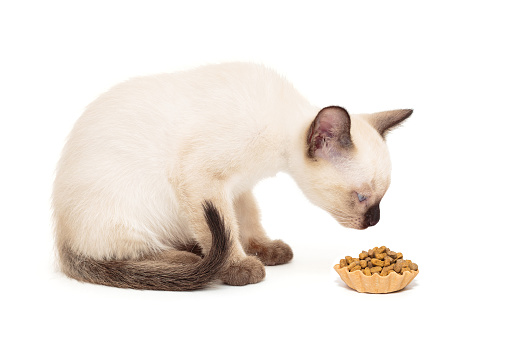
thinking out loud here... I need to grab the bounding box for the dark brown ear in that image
[307,106,353,159]
[366,109,413,138]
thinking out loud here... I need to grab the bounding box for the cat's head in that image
[298,106,412,230]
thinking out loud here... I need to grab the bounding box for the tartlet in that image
[334,265,418,293]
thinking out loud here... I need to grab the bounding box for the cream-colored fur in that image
[53,62,411,287]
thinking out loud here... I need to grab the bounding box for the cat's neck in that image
[276,106,317,177]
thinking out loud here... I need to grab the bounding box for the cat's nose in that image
[363,204,380,228]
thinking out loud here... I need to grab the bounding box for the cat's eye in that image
[357,193,367,202]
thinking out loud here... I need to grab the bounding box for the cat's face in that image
[301,106,412,230]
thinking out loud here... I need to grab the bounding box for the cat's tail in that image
[58,201,231,291]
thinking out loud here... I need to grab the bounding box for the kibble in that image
[394,261,403,273]
[339,246,418,276]
[350,265,362,272]
[347,261,359,270]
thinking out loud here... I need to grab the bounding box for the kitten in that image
[53,63,412,290]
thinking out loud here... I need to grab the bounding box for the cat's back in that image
[64,63,306,168]
[56,62,305,185]
[75,62,298,138]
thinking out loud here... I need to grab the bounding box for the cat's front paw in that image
[246,239,293,266]
[222,256,265,286]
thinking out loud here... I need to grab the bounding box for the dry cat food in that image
[338,246,418,276]
[334,246,419,293]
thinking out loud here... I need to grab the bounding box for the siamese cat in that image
[53,63,412,290]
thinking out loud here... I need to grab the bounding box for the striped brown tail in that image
[59,201,231,291]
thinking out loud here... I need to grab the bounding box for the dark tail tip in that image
[202,200,230,260]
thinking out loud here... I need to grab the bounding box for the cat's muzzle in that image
[363,204,380,228]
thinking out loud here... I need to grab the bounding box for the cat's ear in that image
[307,106,353,159]
[365,109,413,138]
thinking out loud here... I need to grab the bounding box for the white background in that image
[1,1,507,338]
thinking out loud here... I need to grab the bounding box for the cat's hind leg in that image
[235,191,293,266]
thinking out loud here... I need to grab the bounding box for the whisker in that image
[327,207,351,218]
[322,207,355,221]
[319,206,364,228]
[322,205,350,216]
